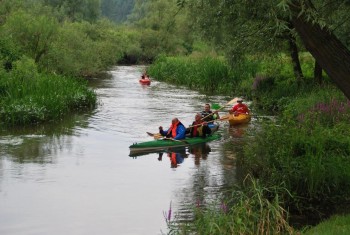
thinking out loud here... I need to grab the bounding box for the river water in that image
[0,66,253,235]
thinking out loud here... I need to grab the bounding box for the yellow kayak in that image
[221,113,251,126]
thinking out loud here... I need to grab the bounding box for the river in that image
[0,66,253,235]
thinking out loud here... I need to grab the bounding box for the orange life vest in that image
[167,121,179,138]
[170,152,177,166]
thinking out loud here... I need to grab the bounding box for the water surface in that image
[0,66,253,235]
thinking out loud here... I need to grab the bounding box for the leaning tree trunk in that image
[314,61,323,85]
[289,1,350,100]
[288,31,304,85]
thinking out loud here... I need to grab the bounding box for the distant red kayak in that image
[139,78,151,85]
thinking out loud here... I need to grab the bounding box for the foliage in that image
[0,57,96,126]
[126,0,194,60]
[101,0,135,23]
[282,87,350,123]
[250,52,331,112]
[303,214,350,235]
[186,0,289,65]
[0,8,59,64]
[43,20,125,77]
[243,117,350,216]
[148,55,259,96]
[175,176,294,235]
[42,0,101,22]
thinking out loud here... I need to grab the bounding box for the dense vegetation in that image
[1,0,350,234]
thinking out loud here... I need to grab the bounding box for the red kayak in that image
[139,77,151,85]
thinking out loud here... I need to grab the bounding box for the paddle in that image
[146,132,189,143]
[201,97,239,121]
[187,118,228,128]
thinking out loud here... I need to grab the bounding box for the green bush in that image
[0,62,96,126]
[243,121,350,215]
[148,55,239,94]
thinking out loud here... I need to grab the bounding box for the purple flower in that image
[168,201,172,221]
[220,202,228,213]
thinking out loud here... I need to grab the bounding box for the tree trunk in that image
[314,60,323,85]
[289,1,350,100]
[288,32,304,85]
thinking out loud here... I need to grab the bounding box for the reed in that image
[0,71,96,126]
[148,55,257,95]
[303,214,350,235]
[178,175,294,235]
[243,120,350,216]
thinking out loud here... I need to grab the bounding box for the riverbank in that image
[148,55,350,234]
[0,58,96,127]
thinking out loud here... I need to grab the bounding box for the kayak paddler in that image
[159,118,186,140]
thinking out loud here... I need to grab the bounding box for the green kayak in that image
[129,134,221,155]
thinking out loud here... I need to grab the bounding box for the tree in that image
[288,0,350,99]
[43,0,101,22]
[0,9,58,64]
[101,0,135,23]
[126,0,192,60]
[185,0,305,82]
[185,0,350,98]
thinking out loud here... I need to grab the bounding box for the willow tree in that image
[185,0,305,82]
[43,0,101,22]
[126,0,193,60]
[286,0,350,99]
[184,0,350,98]
[100,0,134,22]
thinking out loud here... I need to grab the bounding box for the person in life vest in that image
[159,118,186,140]
[141,70,150,80]
[189,113,212,138]
[200,103,220,122]
[168,150,187,168]
[229,98,250,116]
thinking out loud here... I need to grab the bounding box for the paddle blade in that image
[220,115,230,120]
[146,132,154,136]
[227,97,239,105]
[147,132,162,139]
[211,103,222,110]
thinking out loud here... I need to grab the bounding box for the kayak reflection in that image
[157,147,189,168]
[188,143,211,166]
[130,143,212,168]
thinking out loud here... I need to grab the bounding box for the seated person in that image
[201,103,220,122]
[159,118,186,140]
[189,113,212,138]
[229,98,250,116]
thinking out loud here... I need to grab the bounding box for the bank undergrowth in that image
[151,54,350,234]
[148,55,258,96]
[0,57,96,126]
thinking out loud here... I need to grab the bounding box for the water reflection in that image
[188,143,211,166]
[0,66,261,235]
[130,143,213,169]
[0,112,93,164]
[157,147,188,168]
[228,125,247,138]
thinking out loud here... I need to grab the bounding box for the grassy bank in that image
[148,55,258,96]
[0,57,96,126]
[150,55,350,234]
[303,214,350,235]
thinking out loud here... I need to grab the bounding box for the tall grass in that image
[172,175,294,235]
[282,86,350,124]
[303,214,350,235]
[148,55,258,95]
[0,57,96,126]
[243,118,350,216]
